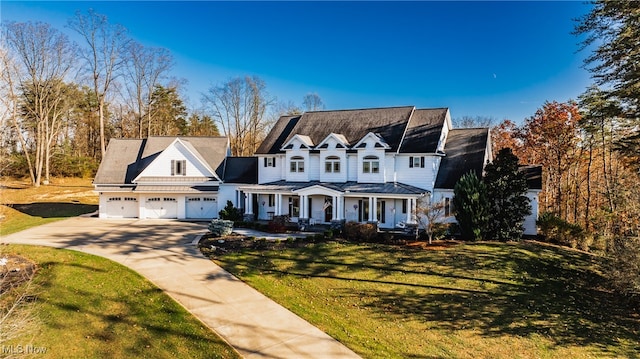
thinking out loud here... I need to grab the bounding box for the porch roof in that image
[240,181,428,196]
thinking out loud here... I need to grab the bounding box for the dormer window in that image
[290,156,305,173]
[171,160,186,176]
[362,155,379,174]
[325,156,341,173]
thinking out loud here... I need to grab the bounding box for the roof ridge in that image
[303,105,415,114]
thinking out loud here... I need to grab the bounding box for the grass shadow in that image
[5,202,98,218]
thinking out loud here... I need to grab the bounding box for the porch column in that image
[332,196,337,220]
[406,197,413,223]
[336,195,344,220]
[300,195,308,218]
[275,193,282,215]
[245,192,252,214]
[367,197,373,221]
[372,196,378,222]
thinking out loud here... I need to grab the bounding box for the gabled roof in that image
[256,106,417,154]
[434,128,489,189]
[94,136,229,185]
[216,157,258,184]
[316,133,350,149]
[399,108,449,153]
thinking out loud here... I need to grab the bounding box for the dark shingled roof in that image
[216,157,258,184]
[256,106,424,154]
[94,136,229,185]
[399,108,448,153]
[434,128,489,189]
[519,165,543,190]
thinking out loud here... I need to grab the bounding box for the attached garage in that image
[186,196,218,219]
[105,196,139,218]
[145,197,178,219]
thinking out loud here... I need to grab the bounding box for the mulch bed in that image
[198,232,462,258]
[0,253,37,295]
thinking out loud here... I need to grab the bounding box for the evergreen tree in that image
[453,171,489,241]
[484,148,531,241]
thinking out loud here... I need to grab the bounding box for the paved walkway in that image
[0,217,360,359]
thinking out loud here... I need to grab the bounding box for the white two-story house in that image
[238,106,541,235]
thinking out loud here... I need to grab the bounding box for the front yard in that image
[1,245,239,358]
[205,238,640,358]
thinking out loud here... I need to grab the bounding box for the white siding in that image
[523,191,540,235]
[347,154,358,181]
[135,140,213,179]
[258,155,282,184]
[395,155,440,191]
[309,154,320,181]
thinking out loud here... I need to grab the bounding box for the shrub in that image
[537,212,584,247]
[267,215,289,233]
[604,236,640,299]
[218,200,242,222]
[208,219,234,237]
[344,222,378,242]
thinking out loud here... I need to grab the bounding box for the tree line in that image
[0,10,324,186]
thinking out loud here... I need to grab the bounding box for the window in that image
[363,155,379,174]
[409,156,425,168]
[268,194,275,207]
[445,197,454,217]
[171,159,187,176]
[264,157,276,167]
[147,197,161,202]
[290,156,304,173]
[124,197,137,202]
[401,199,407,214]
[324,156,341,173]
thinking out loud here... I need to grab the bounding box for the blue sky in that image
[2,1,593,124]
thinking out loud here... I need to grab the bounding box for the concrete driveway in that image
[0,217,360,359]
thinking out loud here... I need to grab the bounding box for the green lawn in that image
[2,245,239,359]
[1,177,99,236]
[211,240,640,359]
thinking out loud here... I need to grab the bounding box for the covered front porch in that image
[239,181,428,230]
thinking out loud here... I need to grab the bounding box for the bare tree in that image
[202,76,274,156]
[302,92,324,111]
[68,9,130,157]
[2,21,76,186]
[122,41,174,138]
[414,196,447,244]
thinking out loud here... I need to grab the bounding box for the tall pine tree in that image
[484,148,531,241]
[453,171,489,241]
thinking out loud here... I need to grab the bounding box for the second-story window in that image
[362,155,379,174]
[290,156,305,173]
[324,156,341,173]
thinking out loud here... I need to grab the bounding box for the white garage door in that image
[106,196,138,218]
[145,197,178,219]
[186,197,218,219]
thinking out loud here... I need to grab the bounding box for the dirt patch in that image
[0,254,37,295]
